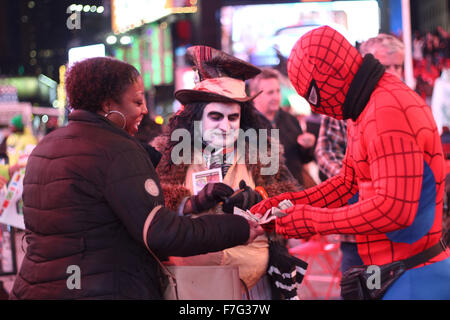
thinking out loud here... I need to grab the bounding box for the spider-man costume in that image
[251,26,450,299]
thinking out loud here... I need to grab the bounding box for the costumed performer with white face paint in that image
[153,46,304,299]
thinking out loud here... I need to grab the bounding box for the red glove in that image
[261,222,275,234]
[250,192,291,216]
[275,204,316,239]
[259,218,275,234]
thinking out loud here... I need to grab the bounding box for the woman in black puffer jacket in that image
[10,57,262,300]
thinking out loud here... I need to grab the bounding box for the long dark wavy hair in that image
[159,101,273,170]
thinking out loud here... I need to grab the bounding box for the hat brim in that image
[175,89,261,105]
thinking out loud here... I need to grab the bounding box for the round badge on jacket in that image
[144,178,160,197]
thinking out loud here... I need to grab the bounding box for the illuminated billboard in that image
[111,0,197,34]
[68,44,106,68]
[113,24,173,89]
[0,76,56,104]
[221,0,380,66]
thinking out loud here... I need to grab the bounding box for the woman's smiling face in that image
[115,76,148,136]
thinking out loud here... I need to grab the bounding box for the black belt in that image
[403,239,447,270]
[340,239,448,300]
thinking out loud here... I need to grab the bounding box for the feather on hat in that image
[175,46,262,105]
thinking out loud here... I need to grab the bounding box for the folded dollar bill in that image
[233,199,293,225]
[278,199,294,210]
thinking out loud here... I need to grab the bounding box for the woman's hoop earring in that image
[105,110,126,129]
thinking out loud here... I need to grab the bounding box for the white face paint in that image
[201,102,241,149]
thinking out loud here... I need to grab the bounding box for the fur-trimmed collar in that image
[152,134,288,187]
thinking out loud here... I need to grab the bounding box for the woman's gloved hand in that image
[222,180,263,214]
[190,182,234,213]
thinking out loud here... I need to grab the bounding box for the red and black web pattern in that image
[287,26,362,120]
[275,74,449,266]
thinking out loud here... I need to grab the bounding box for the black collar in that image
[68,109,130,139]
[342,54,385,121]
[68,109,162,167]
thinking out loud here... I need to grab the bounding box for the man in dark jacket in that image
[249,68,316,186]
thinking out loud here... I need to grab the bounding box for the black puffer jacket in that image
[11,110,249,300]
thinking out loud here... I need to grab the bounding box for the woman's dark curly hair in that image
[65,57,140,112]
[159,101,272,169]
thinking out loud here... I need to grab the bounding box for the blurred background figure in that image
[442,126,450,246]
[0,114,37,187]
[413,31,425,63]
[359,33,405,80]
[431,67,450,246]
[249,68,316,188]
[6,114,37,167]
[135,114,163,146]
[135,114,164,168]
[414,55,441,102]
[413,26,450,104]
[431,68,450,136]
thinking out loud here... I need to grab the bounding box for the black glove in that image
[222,180,263,214]
[190,182,234,213]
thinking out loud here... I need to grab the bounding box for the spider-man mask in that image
[288,26,363,120]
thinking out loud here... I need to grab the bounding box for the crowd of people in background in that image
[413,26,450,101]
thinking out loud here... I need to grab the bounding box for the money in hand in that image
[233,199,293,225]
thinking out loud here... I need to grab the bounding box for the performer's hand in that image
[260,221,275,234]
[190,183,234,213]
[276,204,316,239]
[250,209,276,234]
[249,192,291,216]
[222,180,263,214]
